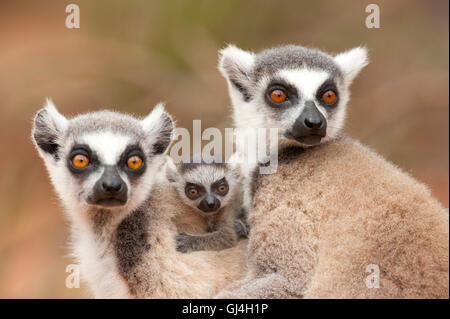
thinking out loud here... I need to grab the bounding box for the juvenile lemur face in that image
[166,161,239,214]
[32,100,173,216]
[219,45,368,147]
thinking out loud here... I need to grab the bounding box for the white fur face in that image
[32,100,174,222]
[166,159,239,214]
[219,45,368,147]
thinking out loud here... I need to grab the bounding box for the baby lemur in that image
[166,158,249,253]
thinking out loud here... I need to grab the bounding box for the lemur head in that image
[219,44,368,147]
[166,158,240,214]
[32,99,174,219]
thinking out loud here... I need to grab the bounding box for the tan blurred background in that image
[0,0,448,298]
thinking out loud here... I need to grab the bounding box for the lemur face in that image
[219,45,368,147]
[32,100,173,215]
[166,161,238,214]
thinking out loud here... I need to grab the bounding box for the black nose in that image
[206,197,217,209]
[288,101,327,145]
[101,179,123,194]
[198,195,221,213]
[90,166,128,206]
[304,116,323,130]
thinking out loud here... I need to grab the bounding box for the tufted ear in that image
[32,98,68,161]
[218,45,255,101]
[142,103,174,155]
[334,46,369,85]
[164,156,179,183]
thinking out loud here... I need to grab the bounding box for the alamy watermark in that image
[65,4,80,29]
[169,121,279,174]
[65,264,80,288]
[365,4,380,29]
[365,264,380,289]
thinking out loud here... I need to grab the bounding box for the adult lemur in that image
[32,100,247,298]
[217,44,449,298]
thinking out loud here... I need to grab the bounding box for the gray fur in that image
[151,112,174,155]
[176,211,237,253]
[114,204,151,291]
[234,217,250,238]
[180,161,227,173]
[33,108,64,159]
[66,111,145,138]
[89,208,113,235]
[253,45,342,82]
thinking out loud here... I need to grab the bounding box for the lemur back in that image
[245,138,449,298]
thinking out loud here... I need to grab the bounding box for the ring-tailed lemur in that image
[32,100,247,298]
[165,158,249,253]
[216,45,449,298]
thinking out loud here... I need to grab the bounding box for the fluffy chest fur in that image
[71,220,131,298]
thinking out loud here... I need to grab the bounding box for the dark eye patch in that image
[265,78,299,108]
[211,177,229,196]
[119,144,146,179]
[316,79,339,108]
[67,144,99,176]
[185,182,206,200]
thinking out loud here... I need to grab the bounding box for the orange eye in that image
[322,90,337,105]
[127,155,143,170]
[186,187,200,199]
[217,185,228,193]
[72,154,89,169]
[189,189,198,196]
[269,89,287,103]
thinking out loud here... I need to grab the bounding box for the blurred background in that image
[0,0,448,298]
